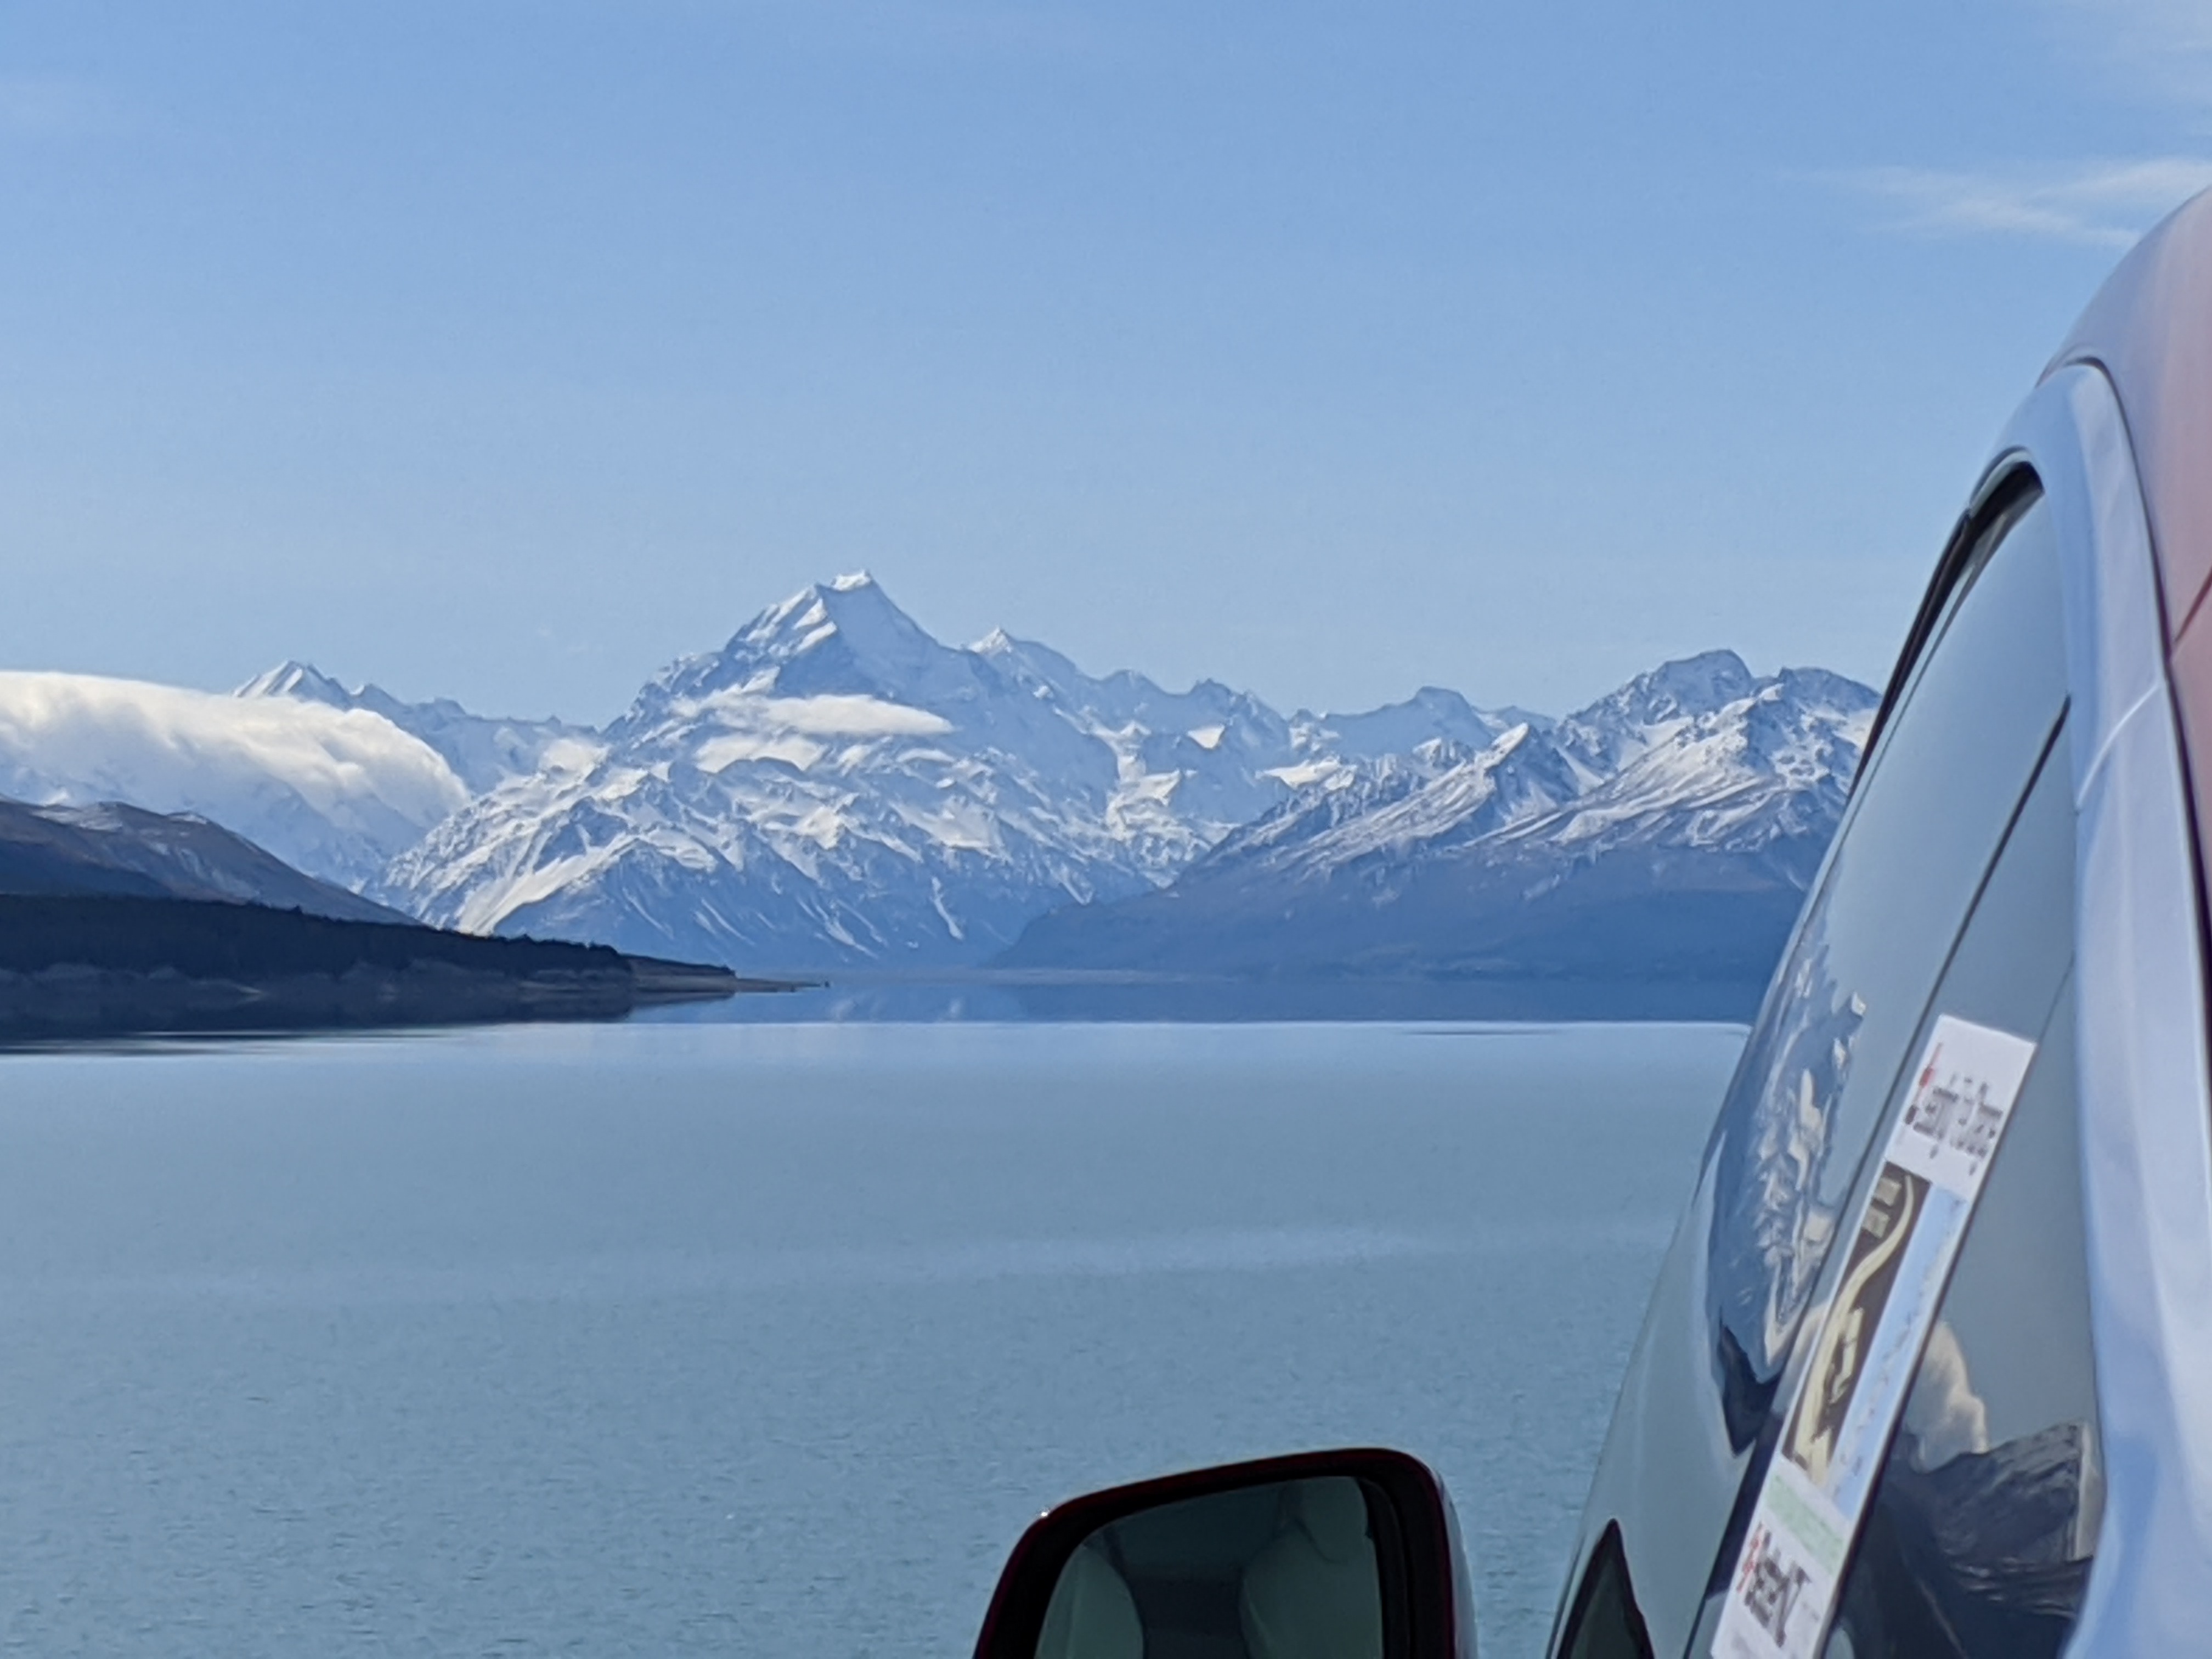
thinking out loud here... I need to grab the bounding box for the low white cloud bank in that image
[1835,156,2212,247]
[690,690,955,737]
[0,671,469,887]
[687,691,955,775]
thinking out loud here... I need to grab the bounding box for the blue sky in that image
[5,1,2211,723]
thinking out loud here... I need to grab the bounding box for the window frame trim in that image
[1859,461,2045,775]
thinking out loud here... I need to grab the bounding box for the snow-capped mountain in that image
[235,662,590,795]
[375,574,1346,968]
[1290,687,1527,768]
[0,671,467,889]
[968,629,1305,865]
[1001,656,1880,1003]
[1555,648,1764,774]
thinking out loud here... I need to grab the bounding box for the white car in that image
[966,190,2212,1659]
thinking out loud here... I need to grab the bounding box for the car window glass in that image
[1683,705,2083,1659]
[1558,1525,1656,1659]
[1700,491,2067,1447]
[1824,972,2097,1659]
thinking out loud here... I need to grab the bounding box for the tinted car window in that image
[1821,747,2096,1657]
[1702,491,2067,1447]
[1825,989,2098,1657]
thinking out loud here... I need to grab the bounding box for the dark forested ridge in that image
[0,894,753,1036]
[0,794,762,1034]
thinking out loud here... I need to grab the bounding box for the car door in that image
[1549,476,2085,1658]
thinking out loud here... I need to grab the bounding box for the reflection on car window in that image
[1702,490,2067,1448]
[1825,983,2097,1657]
[1044,1479,1389,1659]
[1823,747,2096,1657]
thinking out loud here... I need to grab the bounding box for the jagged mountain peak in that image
[1558,649,1766,774]
[237,659,588,799]
[636,573,977,717]
[1200,719,1570,879]
[1295,685,1513,761]
[236,660,354,706]
[1580,649,1758,725]
[969,629,1088,694]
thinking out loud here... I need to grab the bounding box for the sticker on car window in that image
[1713,1013,2038,1659]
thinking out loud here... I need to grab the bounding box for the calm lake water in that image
[0,1020,1741,1658]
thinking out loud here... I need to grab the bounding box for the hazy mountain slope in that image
[0,672,468,890]
[0,796,408,922]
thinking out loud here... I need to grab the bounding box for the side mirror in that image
[972,1448,1475,1659]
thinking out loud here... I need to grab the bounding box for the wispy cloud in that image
[2047,0,2212,105]
[1832,156,2212,247]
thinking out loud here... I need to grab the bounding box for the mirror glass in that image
[1035,1475,1386,1659]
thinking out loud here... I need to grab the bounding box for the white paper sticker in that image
[1713,1014,2038,1659]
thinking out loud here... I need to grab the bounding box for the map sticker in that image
[1713,1013,2038,1659]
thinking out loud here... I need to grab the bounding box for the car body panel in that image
[2015,366,2212,1656]
[2051,190,2212,637]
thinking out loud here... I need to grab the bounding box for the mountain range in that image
[1006,658,1875,998]
[0,576,1880,1006]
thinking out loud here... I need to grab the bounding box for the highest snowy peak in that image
[380,575,1358,964]
[629,571,974,716]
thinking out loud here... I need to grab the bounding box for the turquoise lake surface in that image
[0,1019,1741,1657]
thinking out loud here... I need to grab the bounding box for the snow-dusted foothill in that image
[0,794,408,923]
